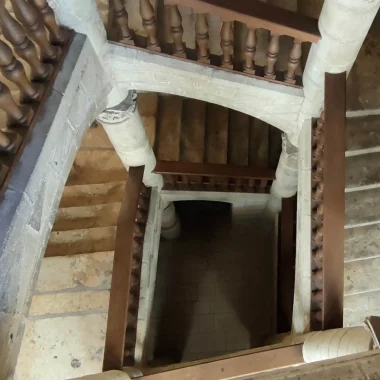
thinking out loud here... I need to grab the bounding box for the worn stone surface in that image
[346,116,380,153]
[205,104,229,165]
[156,96,183,161]
[345,257,380,295]
[228,111,250,166]
[45,226,116,257]
[345,188,380,226]
[60,182,125,208]
[0,34,110,380]
[346,152,380,189]
[345,224,380,262]
[180,99,206,163]
[53,203,121,231]
[35,252,114,293]
[15,314,107,380]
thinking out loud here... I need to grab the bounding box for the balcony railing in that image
[104,0,320,87]
[0,0,71,194]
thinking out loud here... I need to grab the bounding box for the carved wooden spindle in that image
[139,0,160,51]
[0,129,14,151]
[10,0,60,62]
[220,21,233,69]
[0,6,52,80]
[0,82,33,126]
[265,33,280,79]
[0,40,43,102]
[195,13,209,64]
[285,39,302,84]
[243,28,256,74]
[31,0,65,45]
[111,0,134,45]
[169,5,185,58]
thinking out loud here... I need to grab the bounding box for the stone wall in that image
[0,34,111,379]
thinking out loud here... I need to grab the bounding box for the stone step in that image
[35,251,114,293]
[346,151,380,189]
[59,182,125,208]
[45,227,116,257]
[156,95,183,161]
[53,203,121,231]
[205,104,229,164]
[345,223,380,262]
[345,257,380,296]
[345,188,380,226]
[346,115,380,154]
[180,99,206,163]
[228,110,250,166]
[138,92,159,148]
[67,150,126,186]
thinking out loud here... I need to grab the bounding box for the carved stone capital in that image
[97,90,136,124]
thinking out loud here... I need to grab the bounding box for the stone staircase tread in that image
[59,182,125,208]
[137,92,159,117]
[53,203,121,231]
[344,289,380,327]
[45,227,116,257]
[346,151,380,189]
[180,99,206,163]
[345,223,380,262]
[205,104,229,165]
[156,95,183,161]
[35,251,114,293]
[346,115,380,153]
[345,188,380,226]
[345,257,380,296]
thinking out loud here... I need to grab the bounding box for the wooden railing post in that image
[0,40,43,102]
[139,0,161,51]
[220,21,233,69]
[10,0,60,62]
[110,0,135,45]
[264,33,279,79]
[0,129,17,152]
[195,13,209,64]
[31,0,65,45]
[243,28,256,74]
[285,39,302,84]
[0,6,52,81]
[169,5,186,58]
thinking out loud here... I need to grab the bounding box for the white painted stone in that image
[15,314,108,380]
[292,121,312,334]
[35,252,114,293]
[71,371,131,380]
[29,291,110,317]
[161,201,181,240]
[107,44,304,146]
[135,189,163,364]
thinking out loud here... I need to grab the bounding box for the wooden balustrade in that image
[310,73,345,331]
[139,0,161,51]
[195,13,209,63]
[169,5,186,58]
[285,39,302,84]
[243,28,256,74]
[154,160,274,193]
[10,0,60,62]
[264,33,280,79]
[103,166,150,370]
[220,21,233,69]
[110,0,135,45]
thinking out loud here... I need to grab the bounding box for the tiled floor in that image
[150,201,276,363]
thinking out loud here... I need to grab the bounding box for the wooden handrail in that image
[103,166,145,371]
[164,0,320,43]
[154,160,275,180]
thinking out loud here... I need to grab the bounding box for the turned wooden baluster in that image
[10,0,60,62]
[243,28,256,74]
[195,13,209,63]
[265,33,280,79]
[0,40,43,102]
[111,0,134,45]
[0,129,16,152]
[0,6,52,80]
[31,0,65,45]
[139,0,160,51]
[0,82,32,126]
[285,39,302,84]
[169,5,185,58]
[220,21,233,69]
